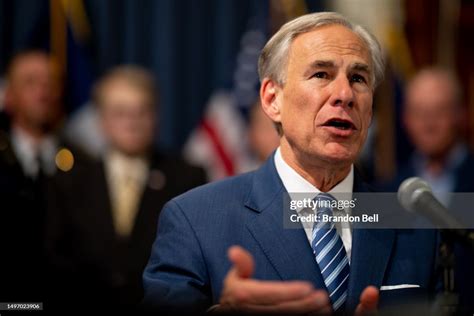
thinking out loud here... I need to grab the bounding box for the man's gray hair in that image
[258,12,385,89]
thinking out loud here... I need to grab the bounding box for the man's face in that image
[249,104,280,162]
[404,74,460,158]
[99,79,155,156]
[6,53,61,130]
[268,25,373,167]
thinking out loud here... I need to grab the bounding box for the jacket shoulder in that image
[170,170,255,214]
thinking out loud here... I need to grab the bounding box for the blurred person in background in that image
[247,99,280,169]
[45,65,206,313]
[1,50,64,179]
[394,67,474,203]
[0,50,85,302]
[388,67,474,314]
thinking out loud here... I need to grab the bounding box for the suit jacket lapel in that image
[347,228,394,308]
[244,160,396,305]
[244,157,327,290]
[131,153,167,240]
[129,152,164,239]
[346,171,395,309]
[95,162,118,239]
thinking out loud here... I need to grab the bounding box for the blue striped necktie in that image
[312,193,350,311]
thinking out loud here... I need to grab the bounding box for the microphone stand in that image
[433,230,459,316]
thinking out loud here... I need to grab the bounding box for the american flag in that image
[183,10,268,181]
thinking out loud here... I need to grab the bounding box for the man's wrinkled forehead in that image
[288,25,372,73]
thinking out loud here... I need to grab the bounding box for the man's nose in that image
[329,75,354,108]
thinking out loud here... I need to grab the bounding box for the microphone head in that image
[397,177,432,212]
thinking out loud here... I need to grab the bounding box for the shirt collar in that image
[11,125,58,176]
[11,126,37,164]
[274,147,354,212]
[105,149,149,183]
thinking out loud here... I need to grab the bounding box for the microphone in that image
[398,177,474,249]
[398,177,462,229]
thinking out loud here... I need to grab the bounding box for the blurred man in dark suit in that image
[1,50,64,178]
[390,67,474,314]
[45,66,206,313]
[398,67,474,201]
[0,50,83,302]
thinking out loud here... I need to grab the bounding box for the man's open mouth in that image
[322,118,356,130]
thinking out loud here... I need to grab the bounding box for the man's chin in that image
[116,144,150,157]
[323,155,354,166]
[321,144,357,163]
[301,150,355,168]
[29,119,57,134]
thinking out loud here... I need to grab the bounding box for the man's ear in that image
[260,78,282,124]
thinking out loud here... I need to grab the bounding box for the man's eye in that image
[313,72,328,79]
[350,74,367,84]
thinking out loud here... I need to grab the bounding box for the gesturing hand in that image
[219,245,332,315]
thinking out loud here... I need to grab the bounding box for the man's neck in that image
[107,147,149,162]
[424,158,446,176]
[280,142,351,192]
[419,143,463,176]
[424,152,454,176]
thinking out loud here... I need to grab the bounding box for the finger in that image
[228,245,254,279]
[239,290,331,315]
[355,285,379,316]
[233,279,314,305]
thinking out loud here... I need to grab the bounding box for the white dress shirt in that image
[274,147,354,260]
[11,126,58,178]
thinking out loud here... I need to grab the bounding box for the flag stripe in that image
[202,120,235,176]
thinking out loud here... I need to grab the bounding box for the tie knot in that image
[314,193,337,217]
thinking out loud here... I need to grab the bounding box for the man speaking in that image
[143,12,437,315]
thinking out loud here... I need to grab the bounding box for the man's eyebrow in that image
[350,62,370,73]
[309,60,335,68]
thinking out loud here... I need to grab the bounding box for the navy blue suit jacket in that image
[143,157,438,314]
